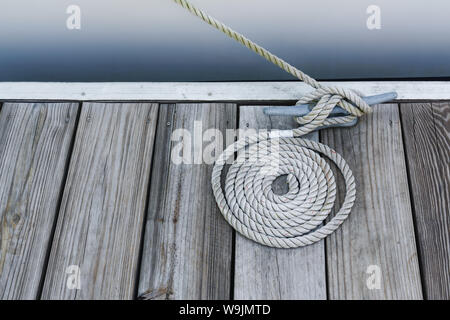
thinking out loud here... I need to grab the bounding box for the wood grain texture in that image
[322,104,423,299]
[400,102,450,299]
[234,106,325,300]
[138,103,235,300]
[0,81,448,101]
[0,103,79,300]
[41,103,158,300]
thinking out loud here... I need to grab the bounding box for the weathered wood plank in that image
[41,103,158,300]
[138,103,235,300]
[0,81,448,102]
[0,103,79,300]
[234,106,326,299]
[400,102,450,299]
[322,104,423,299]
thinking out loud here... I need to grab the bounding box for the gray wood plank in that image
[41,103,158,300]
[400,102,450,299]
[234,106,326,300]
[322,104,423,299]
[1,81,449,101]
[138,103,235,300]
[0,103,79,300]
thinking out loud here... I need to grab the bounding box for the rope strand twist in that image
[173,0,372,248]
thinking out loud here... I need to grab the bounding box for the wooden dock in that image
[0,99,448,300]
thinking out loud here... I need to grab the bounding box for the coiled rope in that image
[173,0,372,248]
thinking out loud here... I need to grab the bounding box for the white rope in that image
[173,0,371,248]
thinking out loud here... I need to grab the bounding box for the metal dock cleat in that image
[263,91,398,130]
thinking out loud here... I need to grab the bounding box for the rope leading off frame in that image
[173,0,397,248]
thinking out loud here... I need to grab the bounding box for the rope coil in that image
[211,133,358,248]
[173,0,372,248]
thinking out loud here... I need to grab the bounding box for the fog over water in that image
[1,0,449,81]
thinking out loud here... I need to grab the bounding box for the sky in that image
[1,0,449,81]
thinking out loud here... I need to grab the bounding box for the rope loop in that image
[292,86,372,137]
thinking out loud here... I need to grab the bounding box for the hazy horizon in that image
[1,0,449,81]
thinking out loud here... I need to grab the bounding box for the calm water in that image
[1,0,449,81]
